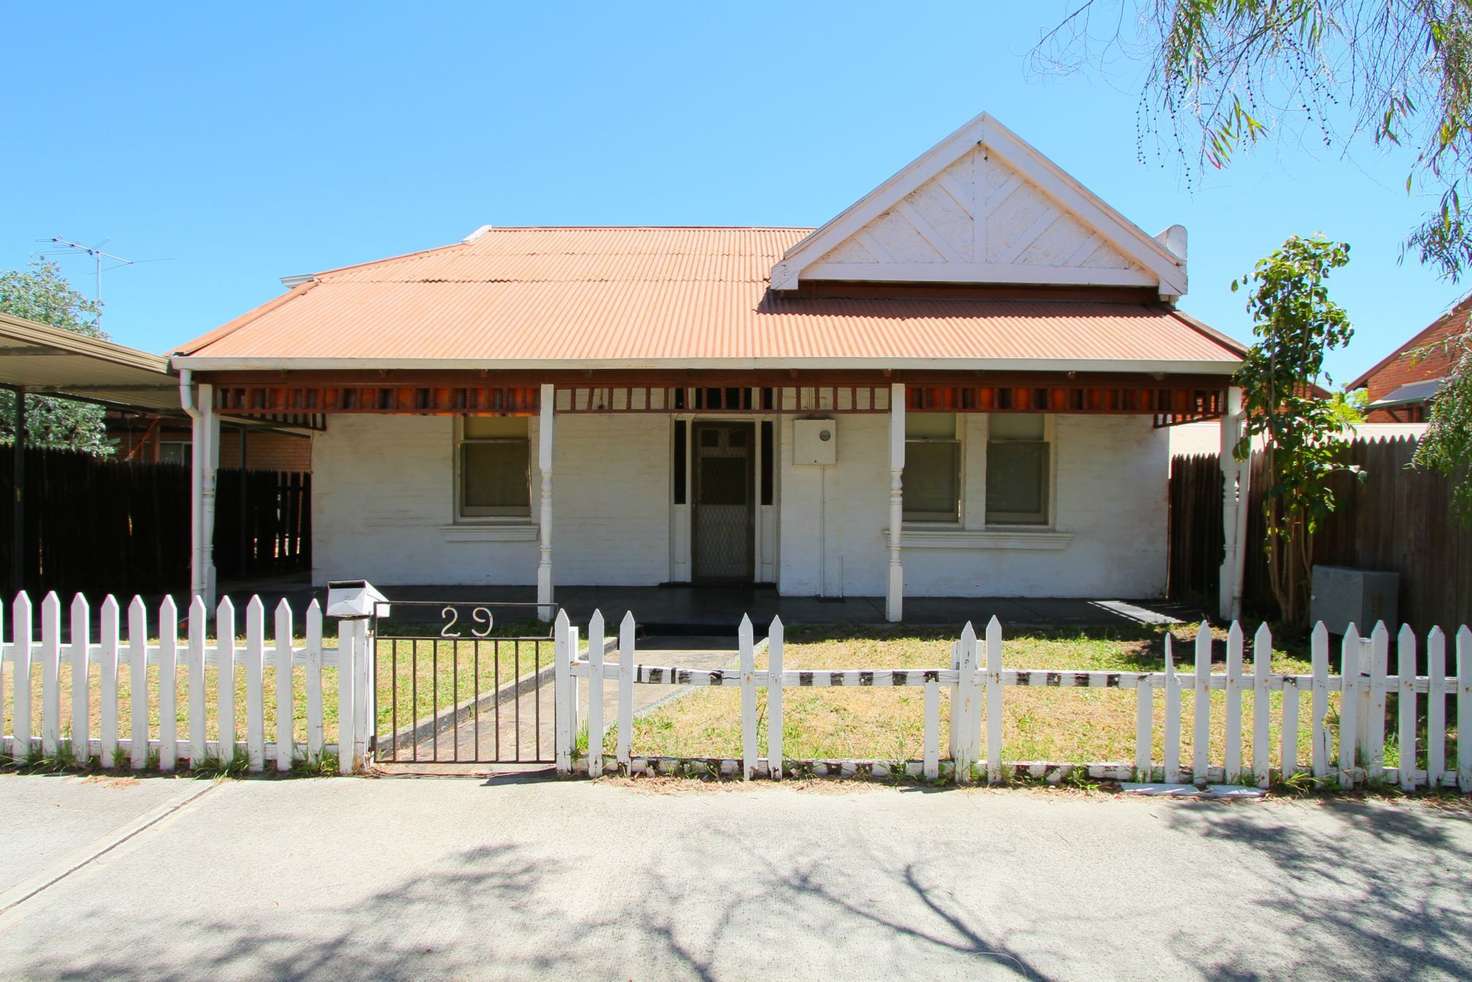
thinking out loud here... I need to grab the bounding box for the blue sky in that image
[1,3,1463,385]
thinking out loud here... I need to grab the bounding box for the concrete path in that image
[384,636,739,769]
[0,774,1469,980]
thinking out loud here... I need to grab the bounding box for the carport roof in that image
[0,311,180,413]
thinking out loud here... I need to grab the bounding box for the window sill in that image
[439,523,539,543]
[886,527,1073,551]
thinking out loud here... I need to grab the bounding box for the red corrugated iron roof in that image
[178,227,1244,370]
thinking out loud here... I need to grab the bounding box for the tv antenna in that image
[42,237,145,331]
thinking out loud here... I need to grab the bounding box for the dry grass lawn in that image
[621,624,1377,768]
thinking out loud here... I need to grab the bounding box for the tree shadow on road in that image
[1158,798,1472,978]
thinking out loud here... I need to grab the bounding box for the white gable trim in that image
[770,112,1188,299]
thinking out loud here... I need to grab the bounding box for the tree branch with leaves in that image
[1234,234,1357,626]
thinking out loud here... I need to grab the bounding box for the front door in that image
[692,421,754,582]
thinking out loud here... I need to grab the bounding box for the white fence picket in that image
[1339,625,1360,789]
[335,619,353,776]
[1367,622,1389,783]
[1192,623,1211,784]
[158,595,178,771]
[99,596,120,768]
[768,616,784,780]
[1163,635,1180,784]
[1397,625,1417,791]
[586,610,605,778]
[922,678,938,780]
[274,600,293,772]
[245,597,266,772]
[1252,622,1271,788]
[954,623,979,782]
[617,611,634,769]
[69,594,90,764]
[305,600,323,763]
[41,592,60,758]
[12,593,33,761]
[217,597,237,765]
[188,596,207,764]
[1280,677,1299,782]
[1224,621,1243,783]
[739,614,756,780]
[1427,627,1446,788]
[1310,623,1329,779]
[553,610,571,774]
[1134,672,1152,781]
[985,616,1003,784]
[128,596,148,770]
[1458,627,1472,792]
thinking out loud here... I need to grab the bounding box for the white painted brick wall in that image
[311,414,669,587]
[778,413,1169,598]
[315,411,1166,598]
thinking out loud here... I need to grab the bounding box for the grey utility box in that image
[1309,565,1398,635]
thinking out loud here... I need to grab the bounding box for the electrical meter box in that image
[793,418,837,465]
[1310,565,1398,635]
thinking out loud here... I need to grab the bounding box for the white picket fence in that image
[554,611,1472,790]
[0,591,374,775]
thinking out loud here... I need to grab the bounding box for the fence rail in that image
[555,611,1472,790]
[0,591,371,774]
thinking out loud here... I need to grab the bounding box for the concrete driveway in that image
[0,774,1469,980]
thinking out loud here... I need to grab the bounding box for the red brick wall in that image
[1355,296,1467,422]
[107,419,311,471]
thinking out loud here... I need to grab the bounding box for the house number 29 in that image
[440,606,494,638]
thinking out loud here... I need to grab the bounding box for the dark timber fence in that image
[0,445,310,598]
[1169,435,1472,636]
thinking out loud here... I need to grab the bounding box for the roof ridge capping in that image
[769,111,1189,301]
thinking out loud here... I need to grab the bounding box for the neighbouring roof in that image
[176,226,1243,373]
[0,311,181,413]
[1369,377,1445,409]
[1348,293,1470,391]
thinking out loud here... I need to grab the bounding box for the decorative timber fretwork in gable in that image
[770,113,1189,300]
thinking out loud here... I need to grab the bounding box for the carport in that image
[0,311,182,595]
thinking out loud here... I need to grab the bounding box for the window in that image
[458,416,530,519]
[158,441,192,466]
[903,413,960,522]
[985,415,1049,525]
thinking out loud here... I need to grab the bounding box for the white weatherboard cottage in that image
[172,112,1249,621]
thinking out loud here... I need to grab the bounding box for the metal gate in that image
[692,421,754,582]
[372,600,556,764]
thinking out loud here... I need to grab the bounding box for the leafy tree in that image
[1033,2,1472,516]
[1233,235,1357,626]
[1411,320,1472,515]
[0,260,113,456]
[1327,388,1368,427]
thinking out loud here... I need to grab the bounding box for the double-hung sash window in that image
[458,416,531,520]
[985,415,1049,525]
[903,412,961,523]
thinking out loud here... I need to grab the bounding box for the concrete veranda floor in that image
[1,773,1469,980]
[215,578,1200,636]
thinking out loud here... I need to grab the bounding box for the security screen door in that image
[692,421,754,582]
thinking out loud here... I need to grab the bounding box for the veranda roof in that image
[175,227,1244,374]
[0,311,180,413]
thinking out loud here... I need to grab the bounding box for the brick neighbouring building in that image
[108,411,311,471]
[1348,294,1468,422]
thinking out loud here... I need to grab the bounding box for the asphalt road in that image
[1,773,1469,980]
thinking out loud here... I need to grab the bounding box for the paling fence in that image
[0,591,374,775]
[0,445,311,598]
[1167,436,1472,635]
[554,611,1472,790]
